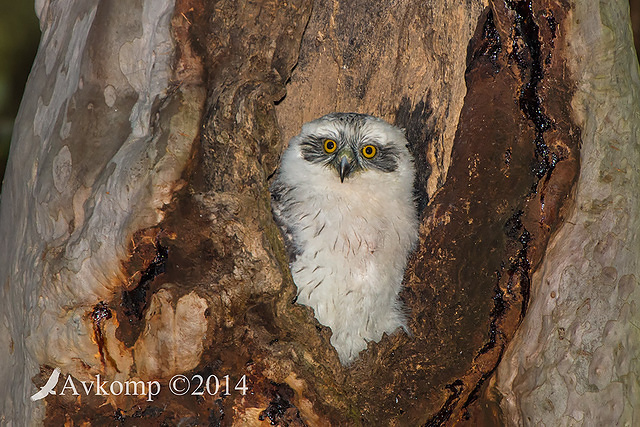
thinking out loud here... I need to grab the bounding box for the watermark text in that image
[31,369,248,402]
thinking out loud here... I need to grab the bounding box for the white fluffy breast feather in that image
[271,116,419,365]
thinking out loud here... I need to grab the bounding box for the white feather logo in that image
[30,367,61,401]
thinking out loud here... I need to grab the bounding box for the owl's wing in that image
[269,179,302,264]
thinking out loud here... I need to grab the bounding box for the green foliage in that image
[0,0,40,189]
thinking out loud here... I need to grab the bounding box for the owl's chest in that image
[292,187,392,257]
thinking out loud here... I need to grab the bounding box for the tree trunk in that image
[0,0,637,425]
[495,1,640,425]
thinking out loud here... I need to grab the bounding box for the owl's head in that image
[289,113,411,183]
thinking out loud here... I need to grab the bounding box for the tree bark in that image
[0,0,637,425]
[0,0,205,422]
[495,1,640,425]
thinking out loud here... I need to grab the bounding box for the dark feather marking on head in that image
[299,122,400,173]
[366,144,400,173]
[320,112,370,125]
[299,135,337,164]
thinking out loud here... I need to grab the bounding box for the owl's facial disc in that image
[299,129,400,181]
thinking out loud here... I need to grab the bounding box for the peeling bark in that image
[495,1,640,425]
[0,0,204,422]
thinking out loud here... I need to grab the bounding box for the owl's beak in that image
[338,156,352,183]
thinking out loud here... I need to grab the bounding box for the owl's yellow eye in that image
[324,139,337,153]
[362,145,376,159]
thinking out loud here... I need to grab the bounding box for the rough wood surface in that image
[275,0,486,201]
[0,0,204,422]
[495,1,640,425]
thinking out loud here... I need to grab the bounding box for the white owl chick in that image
[270,113,419,365]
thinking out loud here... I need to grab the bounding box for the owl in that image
[270,113,419,365]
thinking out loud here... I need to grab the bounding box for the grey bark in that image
[0,0,204,422]
[495,1,640,425]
